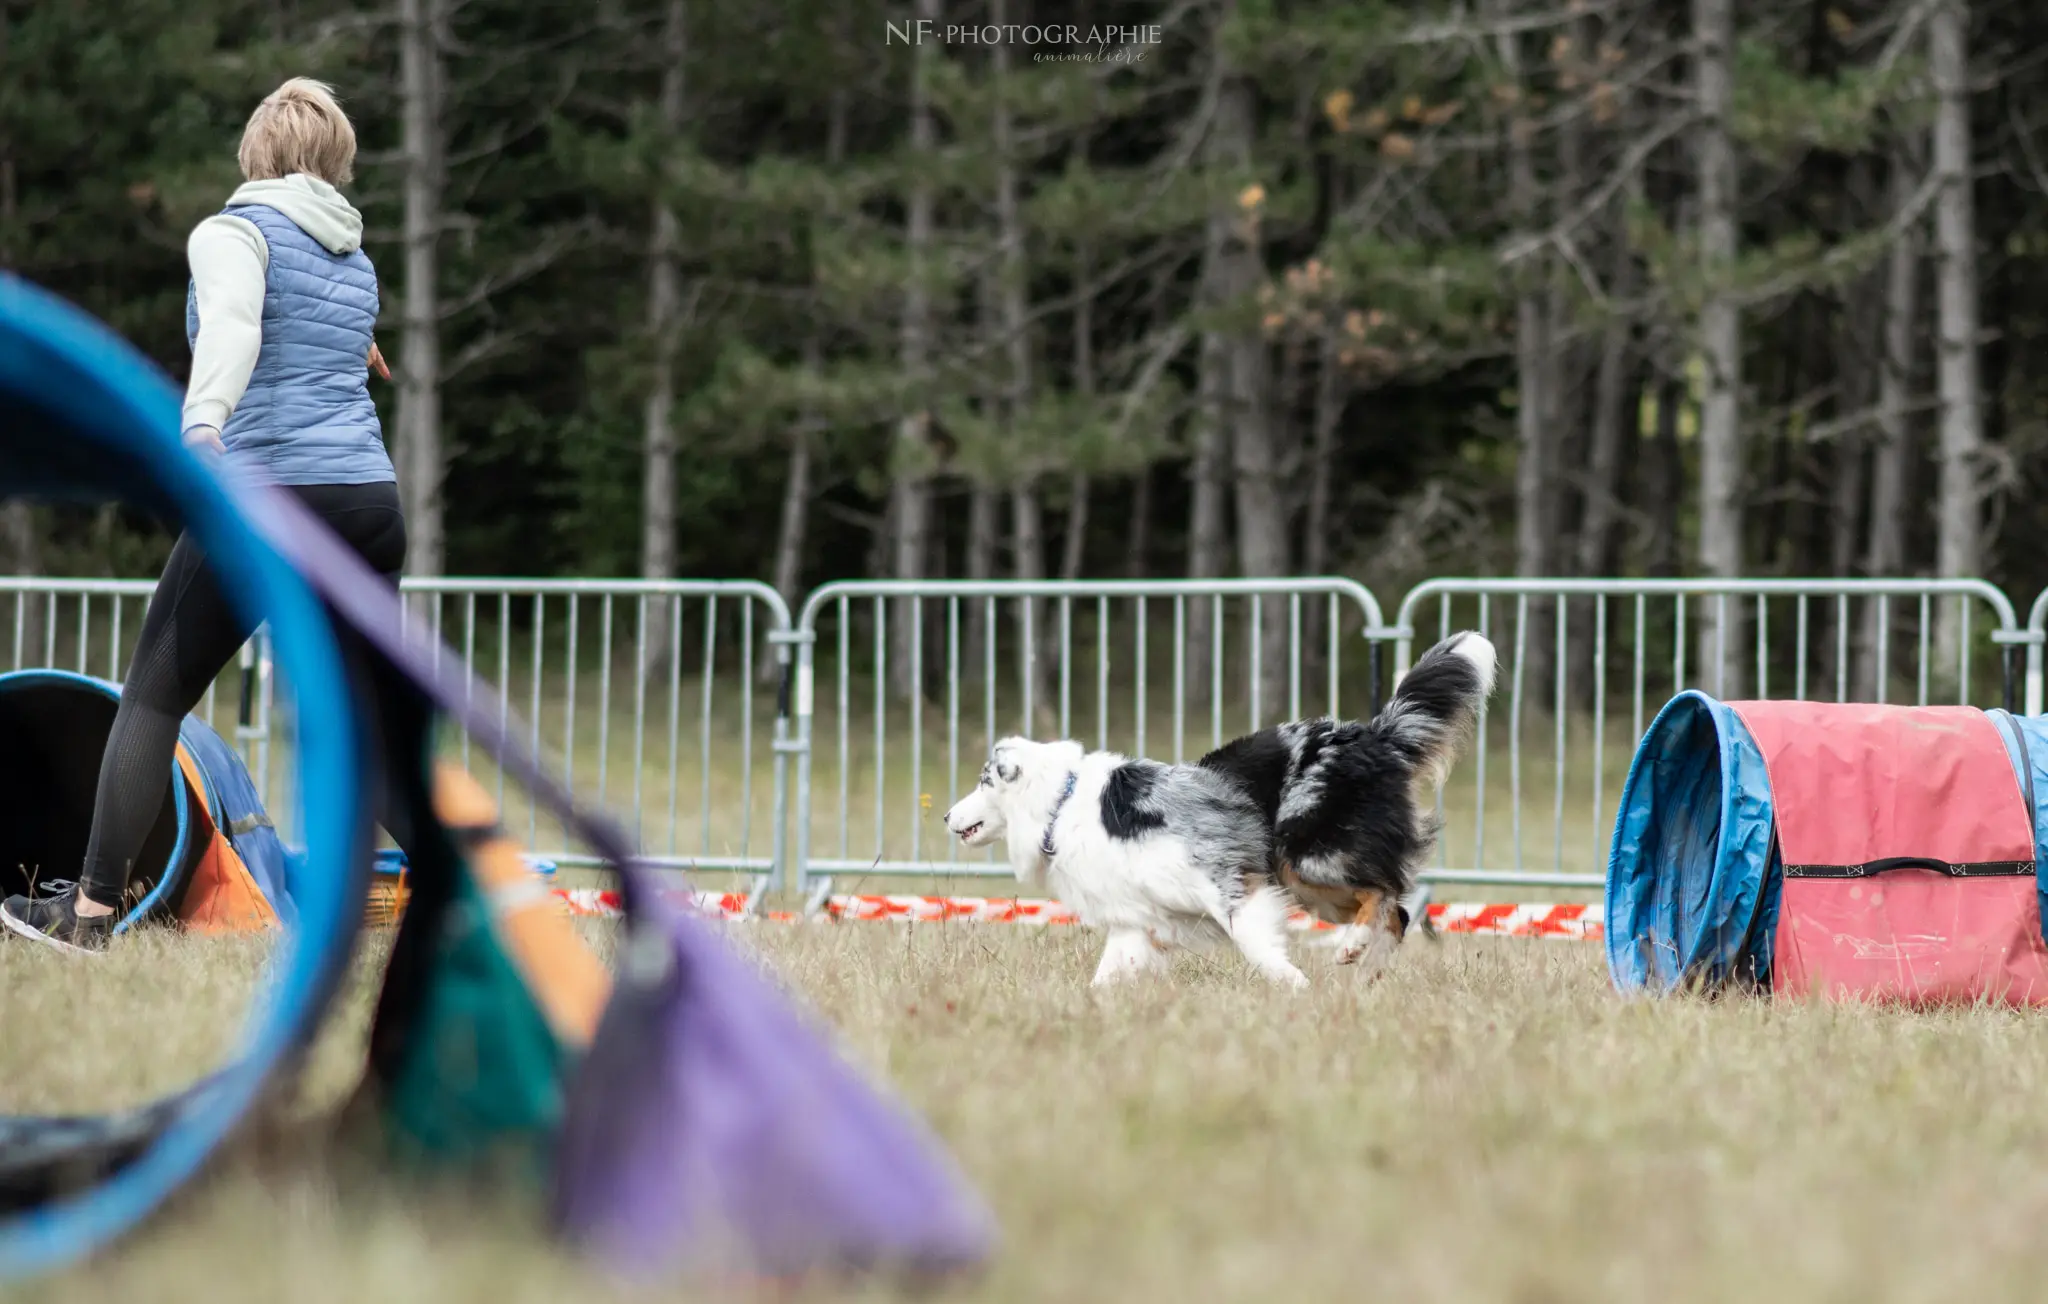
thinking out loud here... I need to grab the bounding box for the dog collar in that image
[1040,772,1078,860]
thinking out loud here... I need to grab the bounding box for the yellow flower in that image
[1238,183,1266,211]
[919,792,933,813]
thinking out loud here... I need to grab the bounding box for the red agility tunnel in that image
[1606,691,2048,1005]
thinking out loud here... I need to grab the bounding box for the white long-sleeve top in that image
[182,174,368,437]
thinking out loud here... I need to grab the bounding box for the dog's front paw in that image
[1334,923,1398,975]
[1266,963,1310,991]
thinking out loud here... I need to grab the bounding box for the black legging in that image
[79,480,408,909]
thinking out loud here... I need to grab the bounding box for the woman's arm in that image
[182,215,268,445]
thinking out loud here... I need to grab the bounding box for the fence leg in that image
[786,623,817,905]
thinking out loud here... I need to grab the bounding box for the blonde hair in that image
[238,78,356,185]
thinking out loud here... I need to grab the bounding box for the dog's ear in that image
[984,741,1022,785]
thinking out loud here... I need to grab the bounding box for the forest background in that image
[4,0,2042,698]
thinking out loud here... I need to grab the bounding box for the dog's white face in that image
[942,739,1022,848]
[943,737,1058,848]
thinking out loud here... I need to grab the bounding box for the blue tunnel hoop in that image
[0,670,197,935]
[0,273,367,1278]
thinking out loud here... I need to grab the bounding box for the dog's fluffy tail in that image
[1371,631,1497,793]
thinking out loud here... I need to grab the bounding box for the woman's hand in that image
[183,425,225,456]
[368,340,391,382]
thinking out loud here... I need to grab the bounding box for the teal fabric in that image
[380,870,568,1172]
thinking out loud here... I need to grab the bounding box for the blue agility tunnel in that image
[1608,688,2048,1004]
[0,669,295,934]
[1604,691,1780,993]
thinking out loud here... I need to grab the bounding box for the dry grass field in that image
[8,919,2048,1303]
[2,603,2032,1300]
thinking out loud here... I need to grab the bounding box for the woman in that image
[1,78,406,952]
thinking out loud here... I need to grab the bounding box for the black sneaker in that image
[0,885,114,954]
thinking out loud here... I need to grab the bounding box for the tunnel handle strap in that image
[1783,857,2036,879]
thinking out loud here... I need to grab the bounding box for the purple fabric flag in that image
[237,480,997,1281]
[553,892,996,1279]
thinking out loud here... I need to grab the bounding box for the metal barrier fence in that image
[787,578,1393,899]
[0,577,281,791]
[1393,578,2026,891]
[383,579,795,884]
[2025,588,2048,717]
[0,577,795,887]
[6,572,2045,902]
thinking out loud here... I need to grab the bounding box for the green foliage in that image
[8,0,2048,601]
[1731,36,1904,161]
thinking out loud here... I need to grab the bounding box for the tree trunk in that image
[1829,288,1875,692]
[1576,278,1636,580]
[397,0,447,591]
[1186,10,1241,707]
[640,0,686,679]
[1125,467,1152,578]
[1010,487,1049,727]
[964,485,998,677]
[993,0,1050,728]
[763,342,814,685]
[1499,17,1559,702]
[1831,308,1877,580]
[1571,202,1638,708]
[1274,334,1306,542]
[1061,242,1096,582]
[1058,472,1090,580]
[1547,18,1591,573]
[1210,49,1288,716]
[1930,0,1982,678]
[1860,142,1924,698]
[762,87,851,684]
[769,402,811,617]
[1302,325,1344,684]
[1057,242,1095,705]
[1647,372,1684,578]
[885,0,942,700]
[1187,268,1231,698]
[1831,168,1883,696]
[1694,0,1745,697]
[1188,331,1230,586]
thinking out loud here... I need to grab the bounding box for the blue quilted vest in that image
[183,203,396,485]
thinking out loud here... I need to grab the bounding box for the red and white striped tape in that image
[549,888,1603,940]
